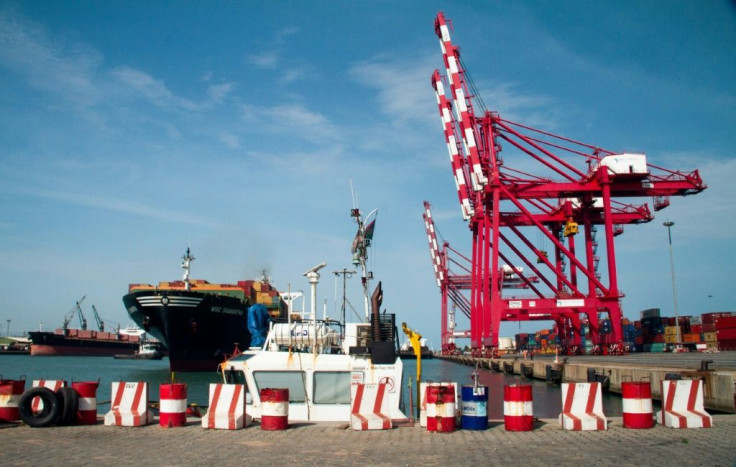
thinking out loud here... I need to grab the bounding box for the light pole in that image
[708,295,713,313]
[5,319,9,337]
[663,221,680,344]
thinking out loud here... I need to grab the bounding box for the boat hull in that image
[123,290,251,372]
[28,331,139,357]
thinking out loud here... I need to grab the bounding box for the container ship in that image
[122,248,287,372]
[29,296,142,357]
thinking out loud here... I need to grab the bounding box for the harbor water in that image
[0,354,630,419]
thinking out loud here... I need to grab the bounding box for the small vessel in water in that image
[114,341,165,360]
[218,206,409,424]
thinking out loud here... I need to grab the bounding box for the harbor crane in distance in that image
[429,11,706,357]
[62,295,88,331]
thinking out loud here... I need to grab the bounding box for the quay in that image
[439,351,736,413]
[1,415,735,465]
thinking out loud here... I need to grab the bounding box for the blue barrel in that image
[460,385,488,430]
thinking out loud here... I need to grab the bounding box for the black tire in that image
[56,387,79,426]
[18,387,62,428]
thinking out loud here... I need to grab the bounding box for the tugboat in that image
[114,341,164,360]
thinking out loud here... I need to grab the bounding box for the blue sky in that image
[1,1,734,347]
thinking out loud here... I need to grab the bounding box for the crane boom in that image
[91,305,104,332]
[62,295,86,330]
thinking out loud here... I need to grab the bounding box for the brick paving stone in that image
[0,415,734,466]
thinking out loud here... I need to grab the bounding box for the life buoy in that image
[18,387,61,428]
[56,387,79,426]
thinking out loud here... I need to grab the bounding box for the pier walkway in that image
[1,415,735,465]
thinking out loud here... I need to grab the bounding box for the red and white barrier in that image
[0,379,26,422]
[260,388,289,431]
[621,381,654,429]
[104,382,153,427]
[31,380,66,413]
[350,383,391,431]
[504,384,534,431]
[419,381,457,427]
[71,381,99,425]
[657,379,713,429]
[426,383,456,432]
[159,383,187,428]
[202,383,250,430]
[559,382,608,431]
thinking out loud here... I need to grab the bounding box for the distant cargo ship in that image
[29,296,143,357]
[28,329,140,356]
[123,248,286,371]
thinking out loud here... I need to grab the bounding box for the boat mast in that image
[351,207,377,321]
[181,247,195,291]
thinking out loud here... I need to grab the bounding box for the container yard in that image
[511,310,736,355]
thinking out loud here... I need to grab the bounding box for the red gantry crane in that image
[429,12,706,356]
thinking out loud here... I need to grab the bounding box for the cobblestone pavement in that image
[1,416,734,466]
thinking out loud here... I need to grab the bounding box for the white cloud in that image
[6,186,219,228]
[241,103,343,146]
[0,7,102,106]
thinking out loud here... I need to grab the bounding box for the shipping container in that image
[718,339,736,352]
[702,312,734,324]
[703,332,717,343]
[682,333,700,343]
[640,308,660,319]
[716,328,736,341]
[715,316,736,330]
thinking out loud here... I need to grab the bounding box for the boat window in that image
[253,371,306,403]
[313,371,351,404]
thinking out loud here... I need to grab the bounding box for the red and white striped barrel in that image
[72,381,99,425]
[31,380,66,412]
[0,379,26,422]
[621,381,654,429]
[159,383,187,428]
[504,384,534,431]
[260,388,288,430]
[426,384,456,432]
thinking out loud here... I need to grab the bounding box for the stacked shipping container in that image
[514,309,734,354]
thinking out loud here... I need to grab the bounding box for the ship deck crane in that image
[429,12,706,356]
[62,295,87,331]
[91,305,105,332]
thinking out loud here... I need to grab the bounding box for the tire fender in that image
[56,387,79,426]
[18,387,62,428]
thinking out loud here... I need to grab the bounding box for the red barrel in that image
[622,381,653,429]
[72,381,99,425]
[503,384,534,431]
[159,383,187,428]
[426,384,456,432]
[260,388,288,430]
[0,379,26,422]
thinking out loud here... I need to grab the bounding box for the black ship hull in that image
[123,290,251,371]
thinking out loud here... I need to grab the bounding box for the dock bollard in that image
[72,381,99,425]
[260,388,288,430]
[159,383,187,428]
